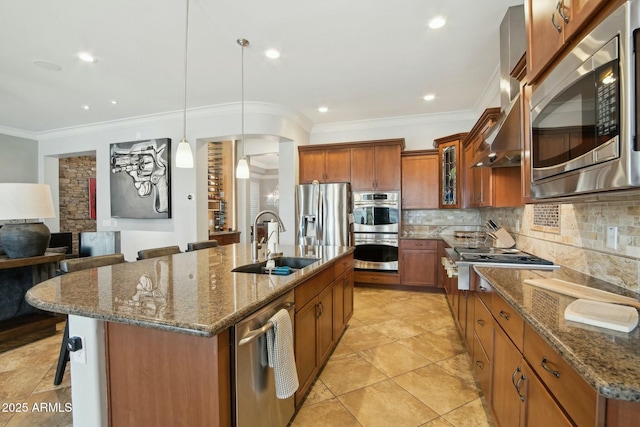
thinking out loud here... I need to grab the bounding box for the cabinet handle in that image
[477,319,485,327]
[541,357,561,378]
[499,310,511,321]
[511,366,521,387]
[515,375,526,402]
[478,285,487,292]
[475,360,485,370]
[316,302,324,317]
[557,1,569,24]
[551,9,562,33]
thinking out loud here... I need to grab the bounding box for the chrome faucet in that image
[252,210,286,262]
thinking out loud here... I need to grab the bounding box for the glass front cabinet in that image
[434,133,467,209]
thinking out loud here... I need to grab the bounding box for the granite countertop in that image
[26,244,354,338]
[475,266,640,401]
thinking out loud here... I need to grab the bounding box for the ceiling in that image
[0,0,523,135]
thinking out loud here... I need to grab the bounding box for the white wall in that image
[37,102,310,260]
[0,133,38,183]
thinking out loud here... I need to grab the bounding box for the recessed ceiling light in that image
[82,105,90,110]
[265,49,281,59]
[428,16,446,29]
[32,60,62,71]
[78,52,97,63]
[318,106,329,113]
[110,100,118,105]
[423,94,436,101]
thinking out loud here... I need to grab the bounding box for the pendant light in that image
[235,38,250,179]
[176,0,194,168]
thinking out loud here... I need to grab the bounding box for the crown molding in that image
[0,126,37,140]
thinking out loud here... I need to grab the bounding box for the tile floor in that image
[0,287,494,427]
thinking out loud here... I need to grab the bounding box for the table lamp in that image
[0,183,56,258]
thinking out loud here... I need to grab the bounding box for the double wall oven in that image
[352,191,399,271]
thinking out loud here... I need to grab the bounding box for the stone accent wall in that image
[59,156,96,255]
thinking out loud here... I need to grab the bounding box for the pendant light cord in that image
[183,0,190,138]
[240,39,246,158]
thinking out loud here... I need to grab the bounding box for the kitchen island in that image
[26,244,354,427]
[474,266,640,425]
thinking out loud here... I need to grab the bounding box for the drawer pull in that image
[475,360,485,370]
[515,375,526,402]
[499,310,511,320]
[511,366,521,386]
[478,285,487,292]
[557,1,569,24]
[551,10,562,33]
[476,319,486,327]
[541,357,560,378]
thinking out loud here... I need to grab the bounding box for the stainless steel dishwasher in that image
[233,290,295,427]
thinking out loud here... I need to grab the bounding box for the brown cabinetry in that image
[399,239,438,288]
[294,253,354,406]
[401,150,439,209]
[492,323,525,427]
[351,143,402,191]
[526,0,613,82]
[434,133,467,209]
[299,147,351,184]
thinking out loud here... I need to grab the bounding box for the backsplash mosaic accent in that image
[532,203,559,233]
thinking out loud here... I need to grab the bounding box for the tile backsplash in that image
[403,200,640,293]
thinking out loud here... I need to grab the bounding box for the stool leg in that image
[53,321,70,385]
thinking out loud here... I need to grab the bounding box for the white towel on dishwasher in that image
[266,308,299,399]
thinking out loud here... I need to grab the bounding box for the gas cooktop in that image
[454,246,520,256]
[460,252,554,265]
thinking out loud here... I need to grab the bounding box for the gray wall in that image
[0,133,38,183]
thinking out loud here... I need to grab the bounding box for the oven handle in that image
[354,201,398,207]
[354,239,398,246]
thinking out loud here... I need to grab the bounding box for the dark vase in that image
[0,222,51,258]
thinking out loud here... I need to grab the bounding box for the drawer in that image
[400,239,437,250]
[523,323,598,427]
[491,293,524,351]
[295,267,335,311]
[475,276,493,311]
[472,333,491,400]
[473,295,493,360]
[334,253,354,277]
[354,271,400,285]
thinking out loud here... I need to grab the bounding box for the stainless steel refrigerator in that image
[296,182,352,246]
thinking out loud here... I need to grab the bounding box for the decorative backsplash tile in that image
[532,203,560,233]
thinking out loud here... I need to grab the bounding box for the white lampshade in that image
[176,138,194,168]
[236,156,250,179]
[0,183,55,220]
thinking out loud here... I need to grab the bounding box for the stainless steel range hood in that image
[474,5,525,168]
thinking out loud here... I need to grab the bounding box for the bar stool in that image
[54,253,126,385]
[186,240,218,251]
[136,245,181,260]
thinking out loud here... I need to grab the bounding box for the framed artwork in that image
[110,138,171,219]
[89,177,96,219]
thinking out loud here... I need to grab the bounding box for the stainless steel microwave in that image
[530,0,640,199]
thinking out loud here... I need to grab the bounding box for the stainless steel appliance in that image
[233,291,295,427]
[353,233,398,271]
[442,246,559,290]
[352,191,399,233]
[296,182,352,246]
[530,0,640,199]
[352,191,399,271]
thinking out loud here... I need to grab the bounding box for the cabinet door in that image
[492,325,524,427]
[324,148,351,183]
[332,277,345,339]
[299,150,327,183]
[463,142,476,207]
[374,145,401,190]
[438,139,462,208]
[565,0,609,40]
[521,362,573,427]
[295,300,318,406]
[401,154,438,209]
[527,0,565,80]
[343,269,354,323]
[400,248,437,287]
[350,147,375,190]
[317,285,334,363]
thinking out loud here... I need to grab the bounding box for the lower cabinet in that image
[492,324,524,427]
[399,239,438,287]
[294,254,354,407]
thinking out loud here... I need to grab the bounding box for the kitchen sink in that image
[232,257,320,274]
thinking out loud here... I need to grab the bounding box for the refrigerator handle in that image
[317,190,323,244]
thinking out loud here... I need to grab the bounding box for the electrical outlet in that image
[606,226,618,249]
[70,335,87,364]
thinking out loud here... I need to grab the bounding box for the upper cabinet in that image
[351,142,402,191]
[526,0,613,81]
[401,150,439,210]
[434,134,466,209]
[298,139,404,190]
[299,147,351,184]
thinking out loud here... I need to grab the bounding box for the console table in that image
[0,252,65,351]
